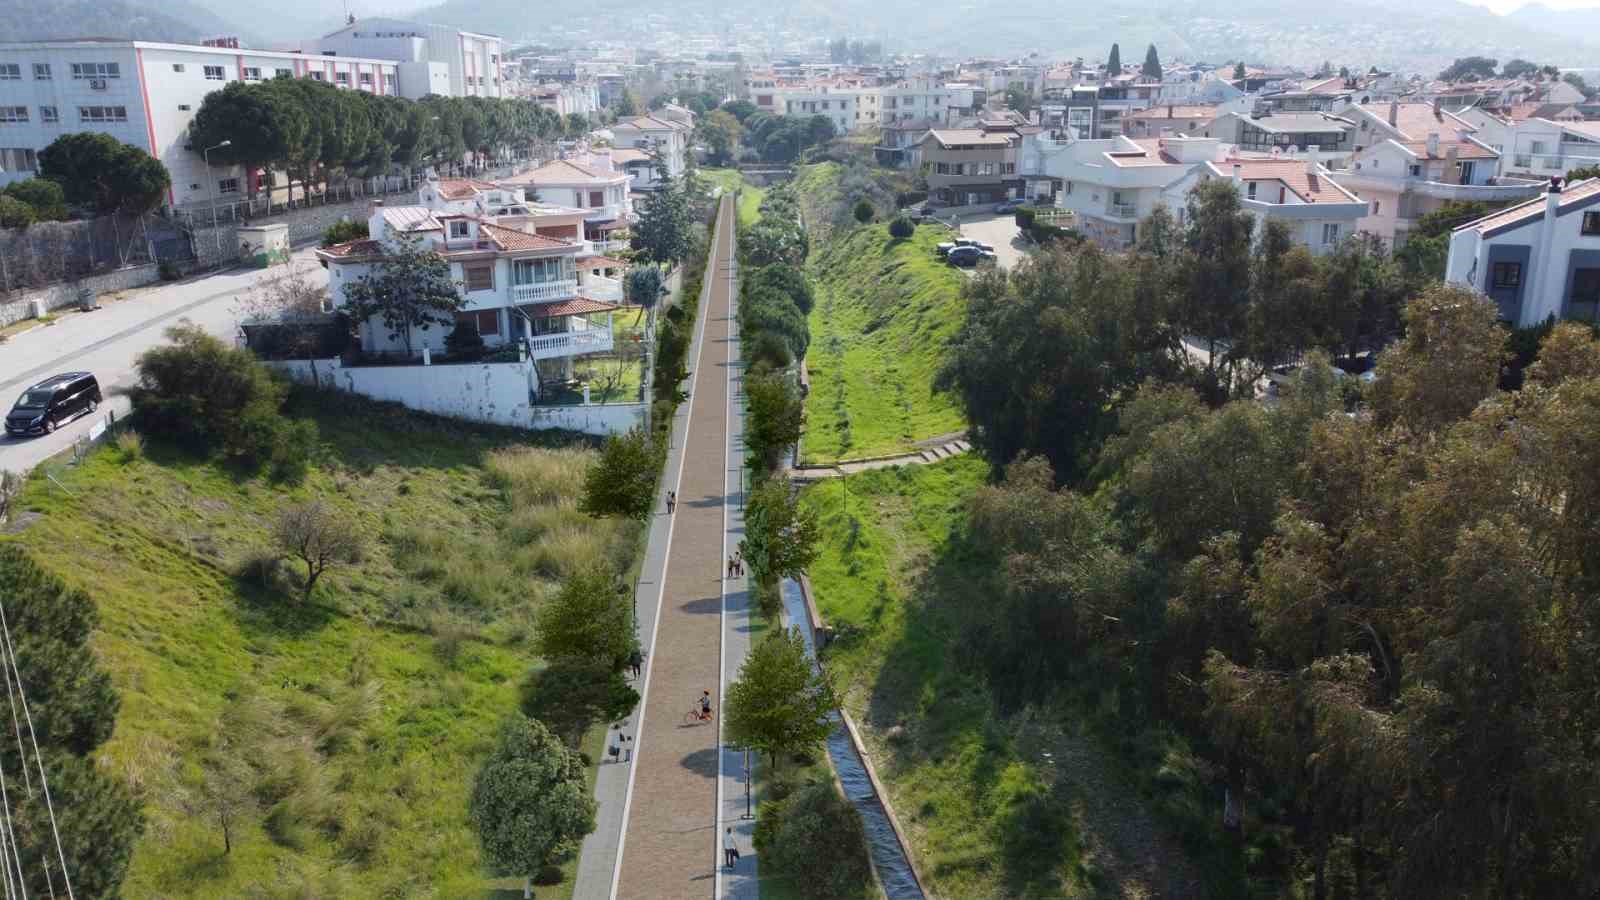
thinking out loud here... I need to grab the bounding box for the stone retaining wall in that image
[0,263,161,329]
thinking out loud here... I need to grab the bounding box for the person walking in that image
[733,551,744,577]
[727,556,736,578]
[666,490,676,514]
[627,647,643,679]
[723,827,739,869]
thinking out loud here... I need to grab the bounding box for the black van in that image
[5,373,101,437]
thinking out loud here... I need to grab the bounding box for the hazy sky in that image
[1459,0,1600,13]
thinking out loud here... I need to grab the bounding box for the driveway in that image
[0,249,325,473]
[948,212,1029,270]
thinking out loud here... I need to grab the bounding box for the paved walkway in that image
[604,195,746,900]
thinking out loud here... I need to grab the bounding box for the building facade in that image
[1446,177,1600,326]
[308,18,503,99]
[918,128,1020,206]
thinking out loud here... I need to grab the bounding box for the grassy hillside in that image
[803,222,968,463]
[702,168,765,228]
[2,392,632,897]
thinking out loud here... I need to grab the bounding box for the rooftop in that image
[533,297,621,317]
[1350,102,1472,141]
[1206,159,1362,204]
[1126,105,1218,121]
[380,206,442,233]
[1394,139,1498,161]
[504,158,626,186]
[1106,139,1182,167]
[1457,178,1600,234]
[925,129,1013,147]
[433,179,501,201]
[478,223,575,252]
[1232,112,1355,134]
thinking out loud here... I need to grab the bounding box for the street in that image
[0,250,325,473]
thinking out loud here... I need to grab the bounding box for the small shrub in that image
[158,260,180,281]
[852,198,874,224]
[443,321,486,361]
[888,216,915,239]
[754,780,872,900]
[321,219,370,248]
[533,864,564,886]
[114,430,145,461]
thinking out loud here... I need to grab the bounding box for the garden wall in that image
[0,262,161,329]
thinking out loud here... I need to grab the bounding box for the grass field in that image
[702,168,766,228]
[2,391,634,898]
[802,223,969,463]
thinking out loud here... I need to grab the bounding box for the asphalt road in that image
[0,250,325,474]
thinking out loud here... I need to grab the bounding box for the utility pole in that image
[203,140,232,261]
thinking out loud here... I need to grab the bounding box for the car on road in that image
[994,199,1026,213]
[947,246,997,268]
[936,241,958,258]
[5,373,101,437]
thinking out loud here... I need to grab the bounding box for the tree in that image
[1005,87,1033,116]
[470,715,596,898]
[1142,44,1163,80]
[721,99,757,122]
[744,371,805,470]
[631,172,693,267]
[185,741,257,855]
[1233,61,1247,81]
[851,198,874,224]
[614,90,641,117]
[741,478,821,590]
[341,232,463,351]
[888,216,915,239]
[1566,163,1600,182]
[1501,58,1541,79]
[1439,56,1498,82]
[754,780,872,900]
[1180,179,1255,401]
[321,219,370,248]
[725,628,836,768]
[579,427,658,521]
[272,501,362,602]
[1562,72,1591,97]
[1244,219,1323,366]
[697,109,743,166]
[188,81,306,198]
[0,195,34,228]
[38,132,170,214]
[3,179,67,221]
[1369,284,1504,435]
[535,567,633,670]
[1107,43,1122,76]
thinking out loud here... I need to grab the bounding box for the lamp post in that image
[202,140,231,259]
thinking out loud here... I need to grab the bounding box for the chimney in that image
[1387,98,1398,127]
[1425,132,1439,158]
[1306,144,1320,176]
[1432,96,1441,117]
[1445,143,1459,183]
[1546,176,1563,219]
[1231,163,1242,187]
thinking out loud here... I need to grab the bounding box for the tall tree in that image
[188,81,305,198]
[1180,178,1255,401]
[340,233,464,352]
[1107,43,1122,76]
[535,566,634,670]
[38,132,170,214]
[470,716,596,898]
[1142,44,1163,80]
[725,628,837,767]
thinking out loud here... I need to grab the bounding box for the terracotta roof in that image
[1351,102,1473,141]
[479,222,575,251]
[505,159,625,186]
[578,255,627,269]
[1304,76,1351,94]
[1126,105,1218,121]
[530,297,621,317]
[318,239,383,259]
[1395,139,1498,161]
[614,114,689,132]
[1205,159,1363,204]
[435,178,499,200]
[1458,178,1600,234]
[610,147,652,164]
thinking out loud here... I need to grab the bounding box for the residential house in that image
[1122,104,1217,139]
[1262,76,1355,112]
[875,117,936,168]
[1343,100,1477,153]
[499,156,632,246]
[1210,112,1358,161]
[918,127,1021,206]
[1200,157,1369,254]
[1336,132,1541,246]
[610,113,692,185]
[1042,135,1221,250]
[1453,110,1600,180]
[1445,177,1600,325]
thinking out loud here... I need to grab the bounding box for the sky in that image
[1460,0,1600,13]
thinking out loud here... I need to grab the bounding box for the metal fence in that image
[0,214,187,295]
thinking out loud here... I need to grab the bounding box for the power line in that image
[0,643,27,900]
[0,599,71,900]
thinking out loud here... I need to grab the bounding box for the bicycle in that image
[683,707,713,726]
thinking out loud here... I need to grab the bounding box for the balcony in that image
[512,279,578,302]
[527,326,613,360]
[1106,202,1139,219]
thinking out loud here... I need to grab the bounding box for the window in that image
[178,104,190,111]
[217,177,240,194]
[309,71,325,82]
[275,68,292,78]
[242,67,261,81]
[589,190,603,207]
[40,106,57,123]
[335,72,350,85]
[359,72,373,85]
[172,63,185,73]
[0,148,37,173]
[1570,268,1600,322]
[464,264,494,292]
[70,62,120,79]
[1322,223,1341,245]
[1409,164,1422,177]
[1583,211,1600,236]
[77,105,128,123]
[0,64,20,80]
[0,107,27,123]
[1002,162,1015,174]
[1246,181,1257,199]
[1491,261,1522,289]
[449,220,470,239]
[32,63,49,80]
[456,309,499,336]
[203,65,225,81]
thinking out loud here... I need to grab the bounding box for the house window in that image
[1322,223,1341,245]
[32,63,49,80]
[0,107,27,123]
[40,106,56,123]
[70,62,120,79]
[335,72,350,85]
[589,190,604,207]
[309,71,325,81]
[1491,261,1522,289]
[172,64,185,73]
[203,65,225,81]
[449,220,470,239]
[0,64,20,80]
[0,148,37,172]
[359,72,373,85]
[1002,162,1015,174]
[78,105,127,123]
[464,263,494,292]
[1583,211,1600,236]
[1246,182,1257,199]
[178,104,190,111]
[276,68,292,78]
[1409,164,1422,177]
[1065,181,1073,195]
[218,177,240,194]
[1570,268,1600,321]
[242,67,261,81]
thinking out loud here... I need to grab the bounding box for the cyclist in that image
[699,690,713,721]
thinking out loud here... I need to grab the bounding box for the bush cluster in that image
[754,780,872,900]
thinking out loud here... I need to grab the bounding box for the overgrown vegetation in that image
[753,780,873,900]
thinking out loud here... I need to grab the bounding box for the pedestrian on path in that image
[666,490,676,514]
[727,556,736,578]
[628,647,643,679]
[734,552,744,577]
[723,828,739,869]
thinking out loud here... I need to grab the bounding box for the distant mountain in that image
[1507,2,1600,41]
[0,0,241,42]
[175,0,436,45]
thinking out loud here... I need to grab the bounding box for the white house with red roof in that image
[1446,177,1600,326]
[610,113,693,185]
[498,155,633,247]
[1200,157,1369,254]
[1043,135,1222,250]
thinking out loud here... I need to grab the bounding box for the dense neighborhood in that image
[0,11,1598,900]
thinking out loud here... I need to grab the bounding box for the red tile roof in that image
[533,297,621,317]
[479,223,575,251]
[1206,159,1363,204]
[507,159,625,185]
[1395,139,1498,161]
[1106,139,1181,166]
[435,178,500,200]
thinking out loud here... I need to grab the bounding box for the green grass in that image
[798,457,1097,898]
[802,222,969,463]
[2,391,636,898]
[702,168,766,228]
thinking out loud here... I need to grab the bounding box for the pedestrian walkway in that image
[608,195,745,900]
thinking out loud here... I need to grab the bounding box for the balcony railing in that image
[1107,202,1138,218]
[512,279,578,302]
[526,327,613,360]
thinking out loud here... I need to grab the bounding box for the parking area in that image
[946,212,1028,270]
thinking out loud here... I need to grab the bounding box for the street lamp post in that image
[202,140,232,260]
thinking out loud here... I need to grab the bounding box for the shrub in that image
[888,216,915,239]
[113,430,145,462]
[753,780,872,900]
[443,321,486,361]
[579,427,657,521]
[852,199,874,224]
[747,331,794,372]
[0,195,35,229]
[321,219,370,248]
[273,501,364,602]
[3,179,68,221]
[158,260,180,281]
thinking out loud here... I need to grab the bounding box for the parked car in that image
[994,199,1026,213]
[936,242,958,258]
[5,373,101,437]
[947,246,998,268]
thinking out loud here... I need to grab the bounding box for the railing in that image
[526,327,614,359]
[512,279,578,302]
[591,239,630,254]
[1107,202,1139,218]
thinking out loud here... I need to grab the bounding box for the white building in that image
[530,81,599,118]
[1199,157,1369,255]
[1446,177,1600,326]
[499,156,632,247]
[1454,109,1600,182]
[306,18,503,99]
[609,113,692,184]
[1035,135,1222,251]
[1335,133,1541,247]
[0,39,400,205]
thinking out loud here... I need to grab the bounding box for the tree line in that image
[190,80,590,202]
[934,179,1600,893]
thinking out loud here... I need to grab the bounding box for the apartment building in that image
[1446,177,1600,326]
[1122,105,1218,139]
[1200,157,1369,255]
[1455,108,1600,181]
[530,81,599,117]
[775,85,858,134]
[1337,132,1541,246]
[1211,111,1358,161]
[0,39,400,205]
[307,18,503,99]
[918,127,1020,206]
